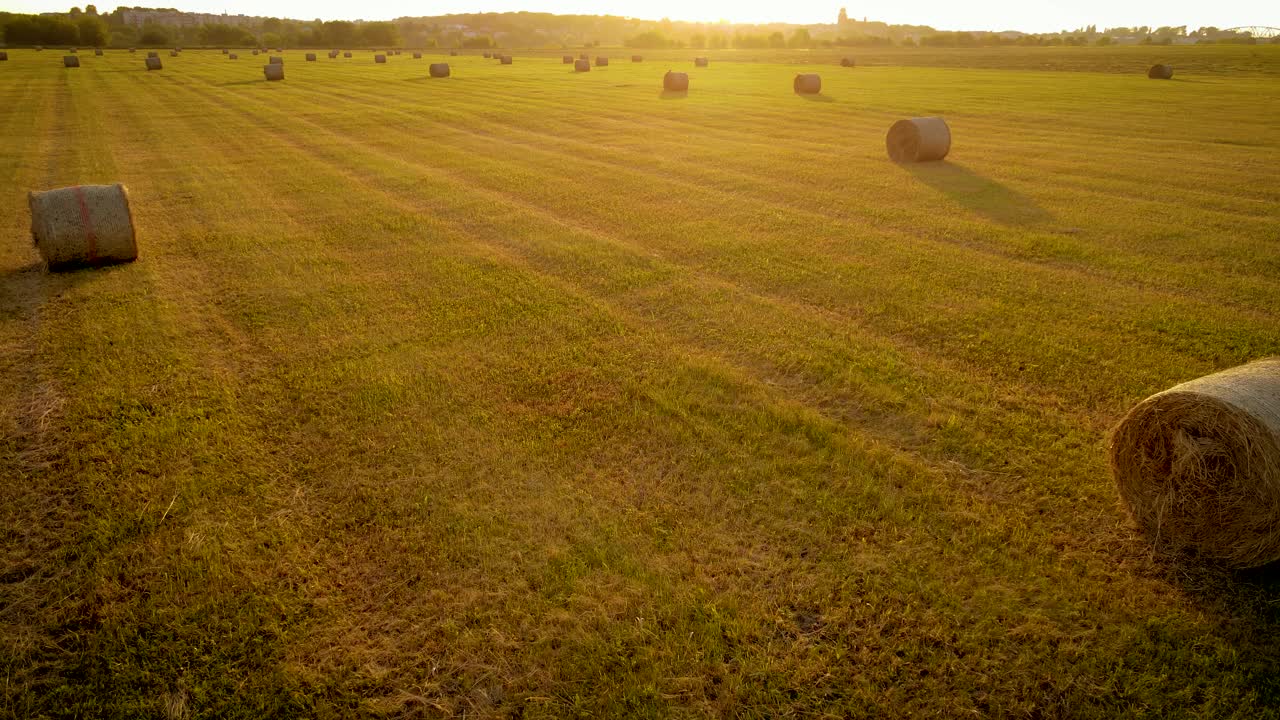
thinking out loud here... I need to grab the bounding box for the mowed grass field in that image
[2,45,1279,718]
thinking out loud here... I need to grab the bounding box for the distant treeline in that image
[1,8,1275,49]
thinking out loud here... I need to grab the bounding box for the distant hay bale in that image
[145,57,162,70]
[129,48,136,53]
[374,54,387,63]
[70,48,78,53]
[29,183,138,270]
[483,51,492,58]
[500,55,512,64]
[94,48,103,56]
[394,50,402,55]
[574,59,590,72]
[147,51,158,58]
[228,53,238,60]
[269,55,283,64]
[169,50,178,57]
[252,49,260,55]
[413,52,422,59]
[885,117,951,163]
[1148,64,1174,79]
[343,51,352,58]
[663,70,689,92]
[595,56,609,66]
[306,53,317,61]
[632,55,642,62]
[1111,359,1280,568]
[263,63,284,81]
[563,55,573,63]
[36,46,44,51]
[793,73,821,94]
[0,52,7,61]
[64,55,80,68]
[694,56,709,67]
[841,57,855,67]
[429,62,450,77]
[450,50,458,56]
[221,48,228,54]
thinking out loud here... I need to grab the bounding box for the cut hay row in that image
[1112,359,1280,568]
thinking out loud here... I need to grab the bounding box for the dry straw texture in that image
[145,57,162,70]
[664,71,690,92]
[29,184,138,269]
[263,63,284,81]
[886,117,952,163]
[429,62,450,78]
[1111,359,1280,568]
[793,73,822,94]
[574,59,590,72]
[63,55,80,68]
[1149,64,1174,79]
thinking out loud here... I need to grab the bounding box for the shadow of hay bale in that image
[901,163,1053,226]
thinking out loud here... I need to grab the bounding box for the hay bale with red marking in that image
[1111,359,1280,567]
[29,183,138,270]
[885,117,951,163]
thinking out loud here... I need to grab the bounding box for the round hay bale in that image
[147,51,158,58]
[429,62,450,78]
[169,50,178,57]
[306,53,317,61]
[129,48,136,53]
[228,53,238,60]
[269,55,283,65]
[375,54,387,63]
[450,50,458,56]
[632,55,642,62]
[0,52,8,61]
[94,48,103,56]
[63,55,80,68]
[595,56,609,66]
[221,48,228,54]
[885,117,951,163]
[1111,359,1280,568]
[563,55,573,63]
[663,71,689,92]
[1148,64,1174,80]
[500,55,513,65]
[413,52,422,59]
[574,59,590,72]
[841,57,855,67]
[145,57,162,70]
[343,51,352,58]
[263,63,284,81]
[29,184,138,270]
[253,49,260,55]
[694,57,709,67]
[793,73,821,95]
[483,51,492,59]
[394,50,402,55]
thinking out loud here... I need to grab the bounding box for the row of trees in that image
[0,12,108,46]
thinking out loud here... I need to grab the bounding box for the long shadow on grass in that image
[902,162,1053,226]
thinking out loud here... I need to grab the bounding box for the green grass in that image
[2,45,1279,718]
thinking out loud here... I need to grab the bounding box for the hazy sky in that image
[6,0,1276,32]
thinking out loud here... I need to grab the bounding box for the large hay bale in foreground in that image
[145,57,162,70]
[64,55,80,68]
[841,57,855,67]
[574,59,590,72]
[663,71,689,92]
[29,184,138,270]
[429,62,450,77]
[694,57,709,67]
[375,54,387,63]
[1148,64,1174,80]
[595,56,609,66]
[1111,359,1280,568]
[306,53,317,61]
[269,55,283,64]
[793,73,821,95]
[263,63,284,81]
[500,55,512,64]
[885,117,951,163]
